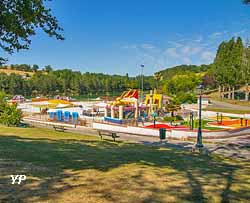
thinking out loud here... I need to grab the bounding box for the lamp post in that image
[190,112,194,130]
[196,84,204,148]
[140,64,144,102]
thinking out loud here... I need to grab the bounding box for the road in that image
[210,99,250,111]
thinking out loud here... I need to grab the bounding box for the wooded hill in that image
[0,37,249,103]
[155,64,212,80]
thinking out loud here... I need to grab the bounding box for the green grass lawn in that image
[0,126,250,203]
[204,106,250,114]
[209,96,250,107]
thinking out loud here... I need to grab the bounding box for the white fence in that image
[93,122,250,139]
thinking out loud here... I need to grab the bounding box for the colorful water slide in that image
[128,89,139,99]
[118,91,127,100]
[117,89,139,100]
[123,90,133,98]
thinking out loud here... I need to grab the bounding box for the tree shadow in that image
[0,135,249,202]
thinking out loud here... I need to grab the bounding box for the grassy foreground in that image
[0,126,249,203]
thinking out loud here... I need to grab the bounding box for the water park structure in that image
[17,88,250,141]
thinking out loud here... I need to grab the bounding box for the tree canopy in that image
[243,0,250,4]
[0,0,64,64]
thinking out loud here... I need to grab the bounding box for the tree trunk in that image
[219,85,222,99]
[222,85,225,99]
[232,86,235,100]
[246,83,249,101]
[228,86,231,99]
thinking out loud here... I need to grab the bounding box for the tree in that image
[44,65,53,73]
[0,0,64,64]
[0,91,22,126]
[243,0,250,4]
[154,72,163,90]
[242,39,250,101]
[213,37,244,100]
[0,91,6,104]
[202,70,217,90]
[32,64,39,72]
[0,104,22,126]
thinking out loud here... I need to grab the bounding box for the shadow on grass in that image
[0,135,249,203]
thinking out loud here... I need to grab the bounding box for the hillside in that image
[155,64,212,80]
[0,68,34,77]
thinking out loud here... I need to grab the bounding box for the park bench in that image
[98,130,120,141]
[53,125,67,132]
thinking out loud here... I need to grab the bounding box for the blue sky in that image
[2,0,250,75]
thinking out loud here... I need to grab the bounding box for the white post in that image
[135,101,138,119]
[149,90,153,114]
[104,107,108,117]
[119,105,123,120]
[111,105,115,118]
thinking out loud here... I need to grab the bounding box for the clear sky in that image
[2,0,250,76]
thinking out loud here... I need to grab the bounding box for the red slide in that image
[130,90,138,99]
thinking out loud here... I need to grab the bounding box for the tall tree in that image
[0,0,64,64]
[243,0,250,4]
[242,39,250,101]
[213,37,244,100]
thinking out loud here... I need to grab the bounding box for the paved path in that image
[210,100,250,111]
[31,122,250,160]
[205,135,250,160]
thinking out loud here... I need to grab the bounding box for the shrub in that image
[164,116,175,122]
[0,91,22,126]
[175,115,184,121]
[163,115,183,122]
[178,92,197,104]
[0,104,22,126]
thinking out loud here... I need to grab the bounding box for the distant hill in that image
[155,64,212,80]
[0,68,34,77]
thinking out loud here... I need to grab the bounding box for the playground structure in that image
[32,99,74,109]
[145,89,171,114]
[103,89,180,125]
[16,89,250,141]
[17,87,250,134]
[31,97,49,102]
[104,89,150,124]
[145,90,163,110]
[10,95,25,104]
[48,110,79,125]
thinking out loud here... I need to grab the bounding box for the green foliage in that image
[175,115,184,121]
[163,72,202,95]
[174,92,197,104]
[163,115,183,122]
[0,91,22,126]
[0,104,22,126]
[213,37,244,87]
[163,116,175,122]
[0,0,63,63]
[0,91,6,104]
[242,39,250,84]
[161,72,201,104]
[0,67,156,96]
[243,0,250,4]
[156,64,212,81]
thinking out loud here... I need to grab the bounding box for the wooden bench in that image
[98,130,120,141]
[53,125,67,132]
